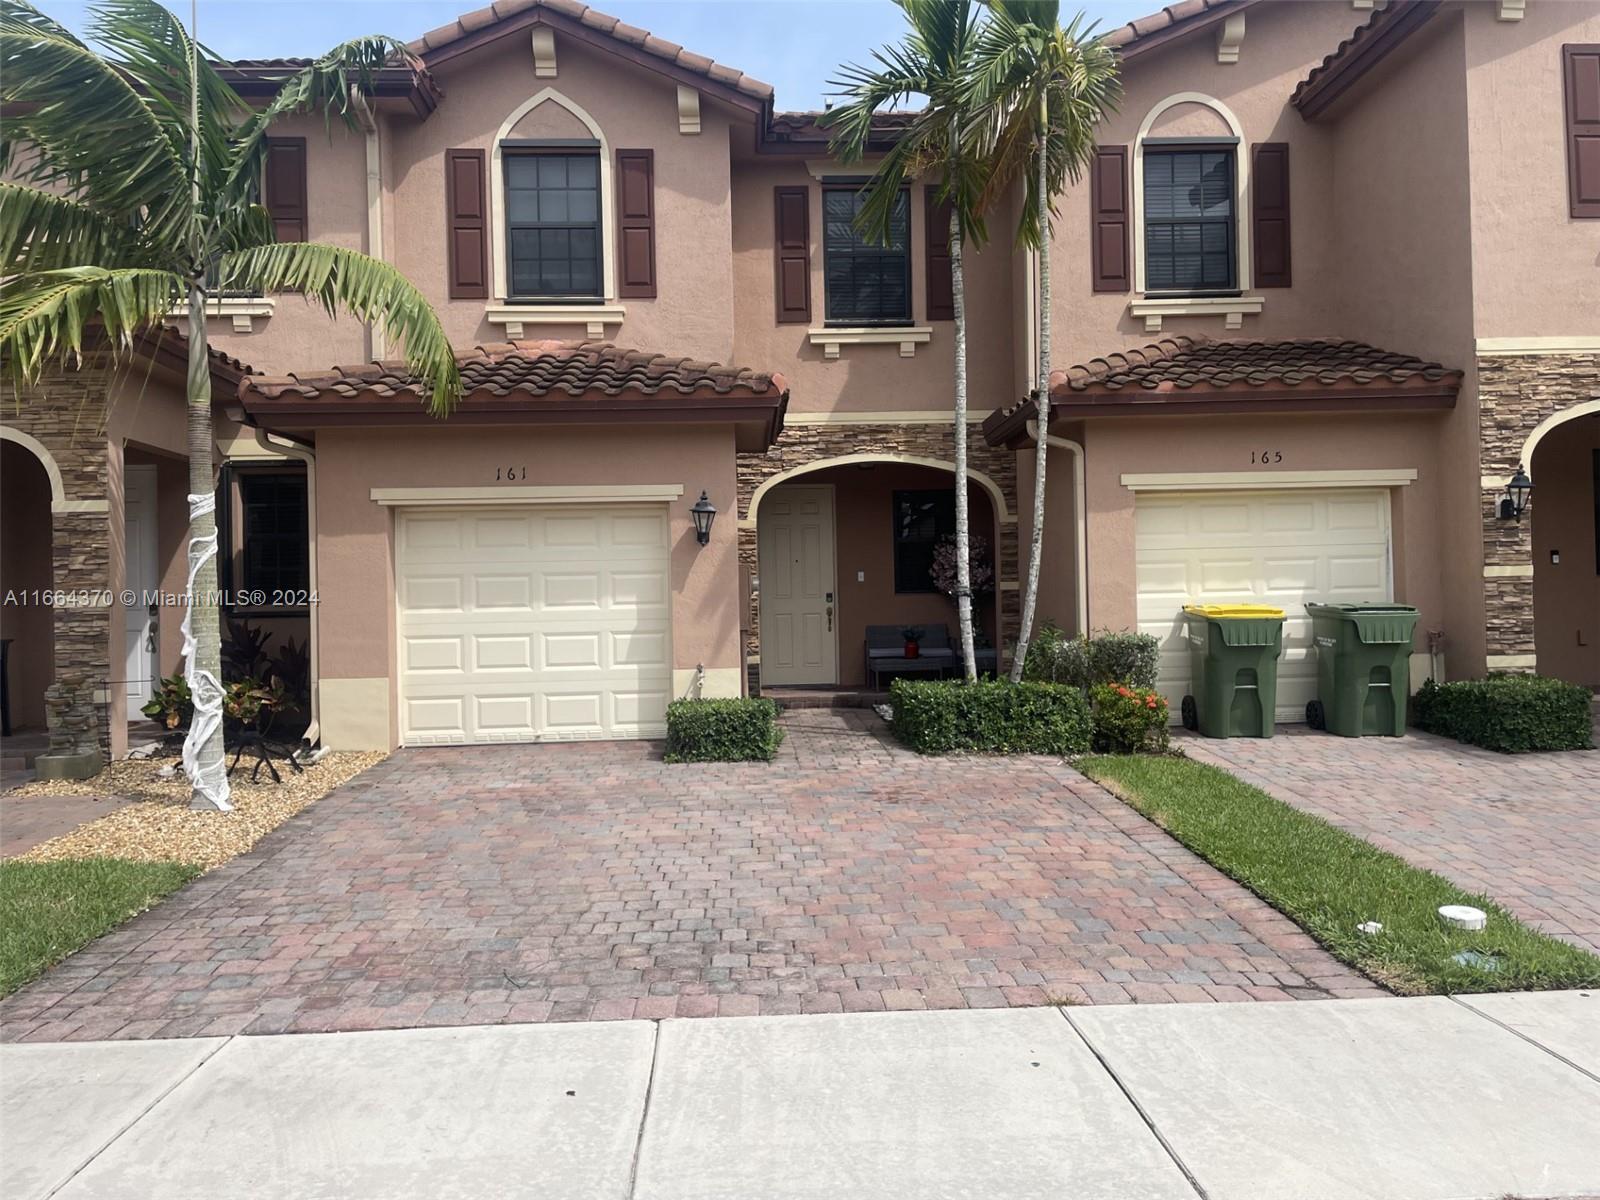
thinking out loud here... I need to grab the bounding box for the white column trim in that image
[1475,336,1600,355]
[1483,564,1534,579]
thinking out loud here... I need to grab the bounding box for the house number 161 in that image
[496,466,528,481]
[1251,450,1283,465]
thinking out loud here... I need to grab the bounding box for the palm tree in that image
[965,0,1118,682]
[823,0,992,682]
[1,0,462,809]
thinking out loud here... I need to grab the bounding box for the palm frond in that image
[0,1,192,242]
[0,266,185,383]
[220,37,417,219]
[0,181,147,274]
[219,243,462,416]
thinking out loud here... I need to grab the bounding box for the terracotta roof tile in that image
[241,340,785,404]
[1291,0,1440,119]
[1048,336,1457,396]
[1102,0,1258,56]
[407,0,774,101]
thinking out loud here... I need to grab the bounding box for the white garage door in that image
[1135,489,1392,724]
[397,505,672,745]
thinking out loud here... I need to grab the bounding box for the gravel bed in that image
[7,752,386,870]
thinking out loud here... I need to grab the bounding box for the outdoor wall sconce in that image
[690,491,718,545]
[1497,466,1533,521]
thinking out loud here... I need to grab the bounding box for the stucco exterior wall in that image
[312,422,740,749]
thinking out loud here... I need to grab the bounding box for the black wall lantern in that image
[690,491,718,545]
[1498,465,1533,521]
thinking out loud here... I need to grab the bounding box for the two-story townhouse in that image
[4,0,1595,772]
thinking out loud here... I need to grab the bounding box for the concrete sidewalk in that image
[3,992,1596,1200]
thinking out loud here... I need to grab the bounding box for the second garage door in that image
[397,505,672,745]
[1135,489,1393,724]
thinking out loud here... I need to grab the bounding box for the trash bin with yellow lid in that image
[1179,604,1286,738]
[1304,603,1420,737]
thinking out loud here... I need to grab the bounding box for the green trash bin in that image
[1304,603,1420,737]
[1179,605,1286,739]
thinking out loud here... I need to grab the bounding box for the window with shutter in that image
[616,149,656,298]
[773,186,811,323]
[925,187,954,320]
[1090,146,1130,294]
[822,186,911,325]
[1142,146,1237,295]
[1251,143,1292,288]
[1564,44,1600,219]
[446,149,488,300]
[264,137,307,243]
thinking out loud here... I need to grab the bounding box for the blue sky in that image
[40,0,1155,110]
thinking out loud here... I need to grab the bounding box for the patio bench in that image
[865,624,955,689]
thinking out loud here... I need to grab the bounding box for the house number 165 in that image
[1251,450,1283,465]
[496,466,528,481]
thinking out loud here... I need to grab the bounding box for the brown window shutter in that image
[1251,142,1292,288]
[1089,146,1129,294]
[264,137,307,242]
[773,186,811,324]
[616,149,657,298]
[925,187,955,320]
[445,148,488,300]
[1564,44,1600,219]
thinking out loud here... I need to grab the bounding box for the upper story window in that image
[823,186,911,326]
[504,150,601,300]
[1143,146,1237,295]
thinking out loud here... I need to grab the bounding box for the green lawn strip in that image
[1,858,201,996]
[1080,754,1600,996]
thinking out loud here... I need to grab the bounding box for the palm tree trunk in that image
[183,287,231,811]
[1010,117,1051,683]
[949,200,977,682]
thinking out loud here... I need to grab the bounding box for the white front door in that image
[123,464,159,706]
[758,485,837,686]
[396,504,673,745]
[1135,488,1393,723]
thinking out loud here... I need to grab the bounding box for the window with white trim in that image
[504,149,602,300]
[1142,145,1237,295]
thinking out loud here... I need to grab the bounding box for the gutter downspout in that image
[252,426,322,752]
[350,86,386,360]
[1024,419,1089,638]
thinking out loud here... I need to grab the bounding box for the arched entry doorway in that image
[750,457,1006,689]
[0,437,58,731]
[1529,404,1600,688]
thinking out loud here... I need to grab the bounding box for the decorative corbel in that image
[1216,12,1245,64]
[531,26,557,77]
[677,85,701,135]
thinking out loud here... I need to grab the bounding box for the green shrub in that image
[1091,683,1170,754]
[1022,624,1159,691]
[664,698,783,763]
[890,679,1091,755]
[1412,674,1593,753]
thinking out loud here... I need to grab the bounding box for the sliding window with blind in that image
[823,186,911,325]
[1143,146,1237,295]
[504,149,602,300]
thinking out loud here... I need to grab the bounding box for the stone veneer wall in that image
[1477,352,1600,670]
[736,422,1020,690]
[2,363,117,758]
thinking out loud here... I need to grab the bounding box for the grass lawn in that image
[1081,754,1600,996]
[0,858,201,996]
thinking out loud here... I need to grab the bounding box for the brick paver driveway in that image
[1184,725,1600,953]
[1,711,1381,1041]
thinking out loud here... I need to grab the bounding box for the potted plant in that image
[901,625,925,658]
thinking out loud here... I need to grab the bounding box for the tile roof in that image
[1291,0,1440,120]
[767,109,924,146]
[1048,336,1456,395]
[983,337,1461,442]
[1102,0,1259,57]
[241,340,785,403]
[409,0,774,101]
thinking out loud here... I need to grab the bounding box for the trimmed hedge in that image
[1023,624,1160,691]
[890,679,1091,755]
[1412,675,1593,754]
[664,698,783,763]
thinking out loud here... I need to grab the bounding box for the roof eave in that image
[1108,0,1262,62]
[1291,0,1442,122]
